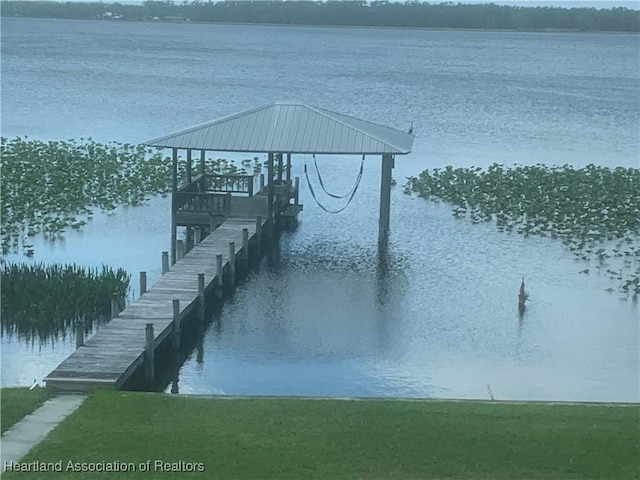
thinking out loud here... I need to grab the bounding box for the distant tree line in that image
[2,1,639,32]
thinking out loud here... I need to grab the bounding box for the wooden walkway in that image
[44,217,265,392]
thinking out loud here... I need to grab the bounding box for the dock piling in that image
[255,216,262,257]
[162,251,169,274]
[215,254,223,299]
[75,320,84,349]
[172,299,180,351]
[228,242,236,289]
[198,273,205,321]
[294,176,300,204]
[194,226,202,245]
[139,271,147,296]
[260,173,265,191]
[177,240,185,260]
[144,323,155,383]
[241,228,249,270]
[111,293,119,319]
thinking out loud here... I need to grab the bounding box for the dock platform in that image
[44,217,266,392]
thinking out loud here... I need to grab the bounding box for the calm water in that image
[1,17,638,402]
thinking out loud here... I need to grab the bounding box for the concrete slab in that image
[1,394,86,471]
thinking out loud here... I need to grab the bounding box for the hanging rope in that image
[304,154,365,214]
[313,154,364,199]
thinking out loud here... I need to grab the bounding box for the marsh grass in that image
[405,164,640,294]
[1,263,130,342]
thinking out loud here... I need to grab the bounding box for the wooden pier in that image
[45,216,268,392]
[44,103,414,392]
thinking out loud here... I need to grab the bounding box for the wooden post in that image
[255,216,262,257]
[378,153,394,249]
[518,277,527,313]
[248,177,254,197]
[162,251,169,274]
[199,150,206,177]
[228,241,236,289]
[177,239,185,260]
[267,152,274,223]
[198,273,205,321]
[111,293,119,319]
[259,173,265,191]
[194,226,201,245]
[139,271,147,296]
[186,227,193,252]
[186,149,192,184]
[75,320,84,349]
[241,228,249,270]
[277,153,284,182]
[172,299,180,351]
[171,148,178,265]
[286,153,291,182]
[294,176,300,204]
[145,323,155,383]
[215,254,223,299]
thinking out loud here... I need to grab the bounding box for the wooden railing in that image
[174,192,231,216]
[204,174,254,196]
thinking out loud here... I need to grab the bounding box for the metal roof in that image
[144,103,414,155]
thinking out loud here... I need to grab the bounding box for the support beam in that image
[378,153,394,249]
[286,153,291,182]
[267,152,274,222]
[200,150,206,190]
[171,148,178,265]
[186,149,192,184]
[277,153,284,182]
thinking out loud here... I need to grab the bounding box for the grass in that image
[1,387,54,434]
[4,390,639,479]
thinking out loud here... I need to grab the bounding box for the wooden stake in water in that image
[518,277,527,312]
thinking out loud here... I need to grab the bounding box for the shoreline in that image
[2,15,639,35]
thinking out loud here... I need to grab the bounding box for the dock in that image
[44,102,414,392]
[45,216,267,391]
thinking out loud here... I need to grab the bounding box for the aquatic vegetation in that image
[404,163,640,295]
[0,137,261,256]
[1,263,130,343]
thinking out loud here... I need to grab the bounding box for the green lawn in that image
[4,390,639,479]
[1,387,53,434]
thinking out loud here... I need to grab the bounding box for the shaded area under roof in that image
[144,103,414,155]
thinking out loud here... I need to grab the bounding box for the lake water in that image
[1,17,638,402]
